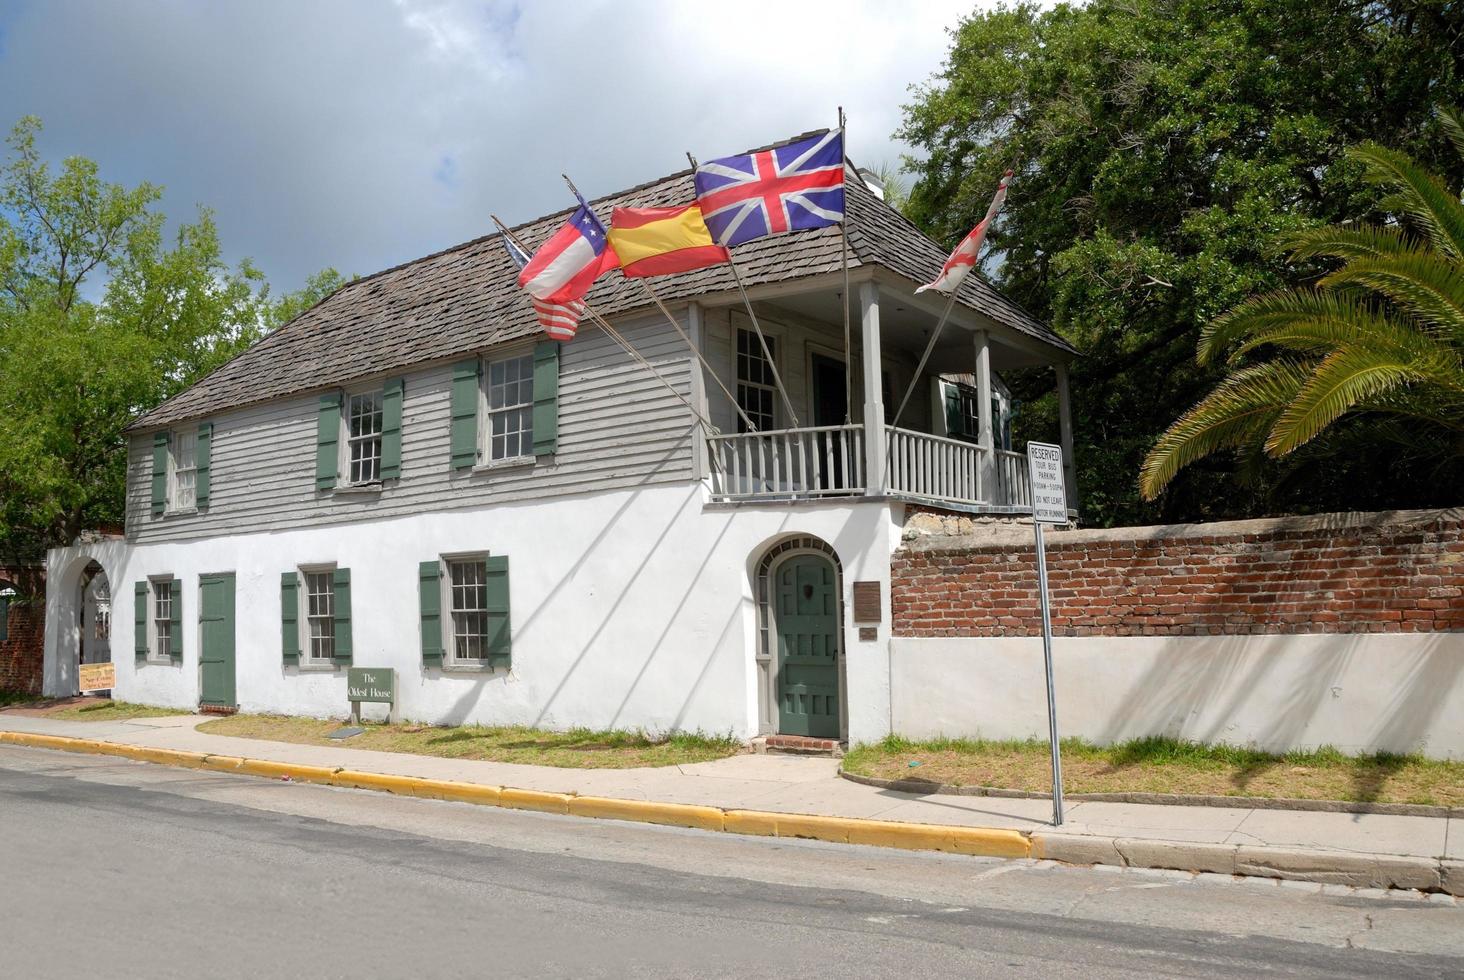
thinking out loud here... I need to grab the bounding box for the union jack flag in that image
[693,130,846,248]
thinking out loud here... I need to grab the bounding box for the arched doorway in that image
[79,562,112,696]
[754,536,846,741]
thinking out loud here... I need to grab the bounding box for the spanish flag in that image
[607,205,730,278]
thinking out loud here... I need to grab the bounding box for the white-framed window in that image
[169,429,198,511]
[736,327,777,433]
[302,569,335,665]
[483,353,534,463]
[151,577,173,661]
[445,556,489,664]
[346,390,383,485]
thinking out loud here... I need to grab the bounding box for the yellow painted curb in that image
[410,778,502,806]
[124,746,211,770]
[568,795,726,832]
[723,809,779,837]
[3,731,1035,861]
[500,787,572,814]
[331,769,426,797]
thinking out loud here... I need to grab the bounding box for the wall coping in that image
[900,506,1464,554]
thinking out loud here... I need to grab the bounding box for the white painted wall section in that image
[891,634,1464,758]
[48,486,899,741]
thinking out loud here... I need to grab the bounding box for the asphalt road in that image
[2,745,1461,979]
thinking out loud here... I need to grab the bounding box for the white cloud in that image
[0,0,981,291]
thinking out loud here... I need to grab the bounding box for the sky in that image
[0,0,984,294]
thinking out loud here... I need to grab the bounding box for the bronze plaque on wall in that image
[852,581,881,624]
[858,626,878,642]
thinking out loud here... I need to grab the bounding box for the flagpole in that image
[722,257,800,428]
[885,170,1013,450]
[556,175,761,435]
[685,151,800,430]
[491,215,716,433]
[838,106,853,425]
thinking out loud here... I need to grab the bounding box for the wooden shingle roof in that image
[129,135,1073,432]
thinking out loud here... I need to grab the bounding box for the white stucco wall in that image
[890,634,1464,759]
[46,485,900,741]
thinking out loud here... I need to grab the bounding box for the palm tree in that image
[1139,111,1464,500]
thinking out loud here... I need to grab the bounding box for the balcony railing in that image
[707,424,865,500]
[707,424,1035,511]
[884,426,985,506]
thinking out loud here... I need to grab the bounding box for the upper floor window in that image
[484,353,534,463]
[736,328,776,433]
[347,391,383,485]
[170,429,198,511]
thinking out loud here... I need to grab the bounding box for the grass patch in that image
[0,689,36,709]
[842,734,1464,808]
[47,700,194,721]
[198,714,743,769]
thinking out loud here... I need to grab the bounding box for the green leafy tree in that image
[0,116,339,557]
[1142,117,1464,497]
[900,0,1464,524]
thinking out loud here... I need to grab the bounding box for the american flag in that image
[503,234,587,342]
[693,130,846,248]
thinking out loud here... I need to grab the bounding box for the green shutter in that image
[485,555,511,668]
[281,572,300,665]
[169,579,183,663]
[332,567,353,665]
[381,378,404,480]
[134,582,148,662]
[316,393,341,490]
[195,423,212,509]
[532,342,559,457]
[942,383,963,439]
[151,432,170,516]
[419,560,444,666]
[0,595,7,643]
[450,360,480,469]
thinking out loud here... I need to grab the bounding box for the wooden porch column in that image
[973,328,995,500]
[1055,361,1076,511]
[859,281,887,494]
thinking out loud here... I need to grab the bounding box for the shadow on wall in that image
[434,433,765,733]
[1099,633,1461,766]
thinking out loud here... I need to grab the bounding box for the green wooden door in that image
[198,573,236,708]
[775,554,840,738]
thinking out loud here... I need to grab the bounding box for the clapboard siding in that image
[126,315,696,544]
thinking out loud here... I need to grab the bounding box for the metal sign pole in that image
[1025,440,1068,827]
[1034,519,1064,826]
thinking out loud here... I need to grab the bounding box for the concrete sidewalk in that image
[2,712,1458,895]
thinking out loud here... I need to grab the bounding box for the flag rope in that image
[724,257,800,429]
[838,106,853,426]
[685,149,798,426]
[560,174,761,435]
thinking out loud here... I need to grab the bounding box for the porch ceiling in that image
[727,284,1067,374]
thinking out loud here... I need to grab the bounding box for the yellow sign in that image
[78,662,115,693]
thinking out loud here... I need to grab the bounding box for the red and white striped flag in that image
[503,234,587,341]
[916,170,1012,295]
[530,296,586,342]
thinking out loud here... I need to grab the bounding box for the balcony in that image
[707,425,1034,511]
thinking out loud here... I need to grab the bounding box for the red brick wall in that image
[0,600,44,694]
[892,509,1464,638]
